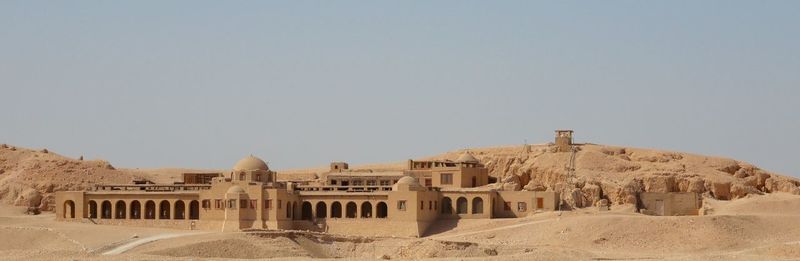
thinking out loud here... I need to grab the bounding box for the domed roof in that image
[396,176,417,184]
[456,151,479,163]
[233,155,269,171]
[392,176,426,191]
[226,185,246,194]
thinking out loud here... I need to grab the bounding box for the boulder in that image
[644,175,676,193]
[581,184,602,207]
[14,188,42,207]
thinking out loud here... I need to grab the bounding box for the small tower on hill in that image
[555,130,574,152]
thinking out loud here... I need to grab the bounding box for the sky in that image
[1,1,798,177]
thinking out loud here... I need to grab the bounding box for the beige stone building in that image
[56,152,559,237]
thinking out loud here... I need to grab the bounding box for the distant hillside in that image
[426,144,800,209]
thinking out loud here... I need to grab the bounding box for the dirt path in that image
[101,232,208,255]
[428,218,556,240]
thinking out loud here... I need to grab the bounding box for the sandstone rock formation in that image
[425,144,799,208]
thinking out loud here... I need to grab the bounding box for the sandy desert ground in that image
[2,193,800,260]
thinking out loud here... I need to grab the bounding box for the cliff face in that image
[426,144,800,209]
[0,144,142,210]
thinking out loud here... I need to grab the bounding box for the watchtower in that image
[555,130,574,152]
[330,162,349,172]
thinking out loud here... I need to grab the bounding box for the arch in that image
[301,202,313,220]
[88,201,98,219]
[159,200,171,219]
[376,202,388,218]
[291,202,297,220]
[189,200,200,220]
[315,202,327,218]
[115,200,126,219]
[361,202,372,218]
[286,201,292,218]
[145,200,156,219]
[101,200,112,219]
[63,200,75,219]
[456,197,468,214]
[345,202,357,218]
[472,197,484,214]
[441,197,453,214]
[131,201,141,219]
[174,201,185,219]
[331,202,342,218]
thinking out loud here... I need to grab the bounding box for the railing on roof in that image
[93,184,211,192]
[295,185,393,192]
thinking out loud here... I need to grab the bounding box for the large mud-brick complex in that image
[56,144,565,237]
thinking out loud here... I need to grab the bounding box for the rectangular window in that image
[265,199,272,209]
[215,199,222,209]
[255,174,261,181]
[240,199,248,209]
[429,201,432,210]
[331,180,338,185]
[352,180,363,186]
[517,202,527,212]
[421,201,424,210]
[379,180,390,186]
[366,180,376,186]
[504,202,511,211]
[228,200,236,209]
[441,173,453,185]
[398,200,407,211]
[250,200,257,209]
[202,200,211,209]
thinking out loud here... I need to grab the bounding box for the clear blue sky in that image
[1,1,798,177]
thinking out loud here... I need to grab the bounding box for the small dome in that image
[392,176,425,191]
[227,185,246,194]
[456,151,479,163]
[233,155,269,171]
[396,176,417,184]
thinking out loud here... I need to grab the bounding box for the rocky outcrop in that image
[0,146,142,210]
[427,144,799,209]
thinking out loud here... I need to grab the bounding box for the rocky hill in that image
[0,144,146,210]
[424,144,800,209]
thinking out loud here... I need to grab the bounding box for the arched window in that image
[316,202,327,218]
[88,201,98,219]
[456,197,468,214]
[472,197,484,214]
[345,202,357,218]
[131,201,141,219]
[301,202,313,220]
[376,202,388,218]
[115,201,126,219]
[441,197,453,214]
[101,201,112,219]
[174,201,185,219]
[159,200,171,219]
[286,201,292,218]
[145,201,156,219]
[63,200,75,219]
[189,200,200,220]
[331,202,342,218]
[361,202,372,218]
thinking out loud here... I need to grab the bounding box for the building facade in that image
[56,153,559,237]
